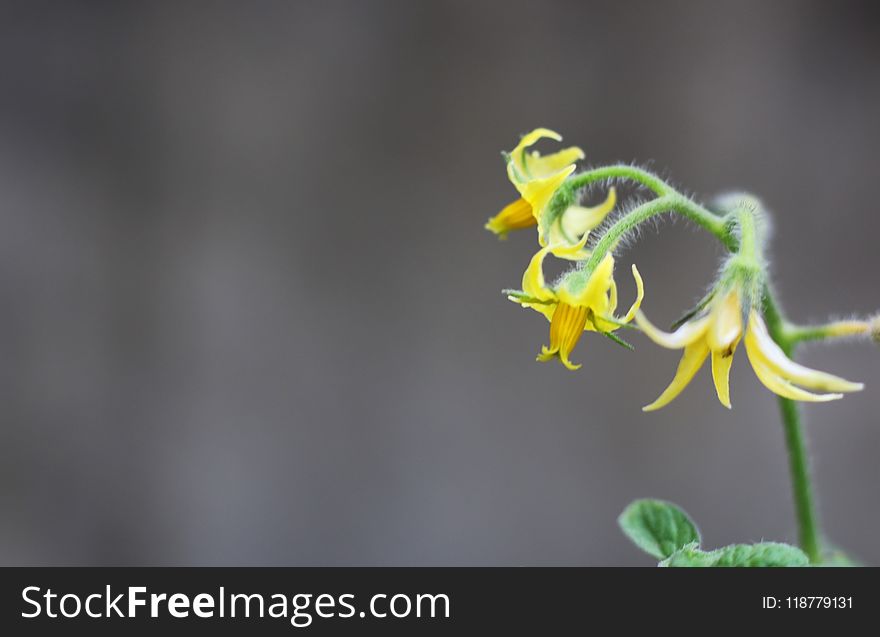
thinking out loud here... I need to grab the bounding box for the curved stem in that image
[763,291,822,564]
[566,164,672,197]
[581,194,731,275]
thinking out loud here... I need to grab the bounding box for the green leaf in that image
[658,544,716,567]
[662,542,808,567]
[618,499,701,559]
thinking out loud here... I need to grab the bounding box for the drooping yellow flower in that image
[510,237,644,370]
[486,128,615,249]
[636,290,864,411]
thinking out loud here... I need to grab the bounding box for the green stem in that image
[735,206,758,261]
[580,194,731,274]
[763,291,822,563]
[566,164,672,197]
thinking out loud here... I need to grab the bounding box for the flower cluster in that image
[487,128,868,410]
[487,129,642,371]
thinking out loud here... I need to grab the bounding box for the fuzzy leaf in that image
[658,544,716,567]
[618,499,701,559]
[662,542,808,567]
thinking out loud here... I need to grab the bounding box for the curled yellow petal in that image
[622,265,645,324]
[524,147,585,180]
[745,337,843,402]
[559,188,616,243]
[516,246,558,320]
[545,220,592,259]
[643,341,710,411]
[710,339,739,409]
[595,263,645,332]
[608,278,618,316]
[547,230,591,262]
[512,128,562,154]
[521,247,554,301]
[635,311,711,349]
[746,311,863,393]
[508,128,581,182]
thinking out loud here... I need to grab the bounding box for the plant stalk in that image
[763,292,822,563]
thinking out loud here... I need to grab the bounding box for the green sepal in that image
[596,315,639,330]
[600,330,634,351]
[503,290,554,305]
[670,289,716,331]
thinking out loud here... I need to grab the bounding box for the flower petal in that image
[514,128,562,151]
[706,290,743,352]
[485,198,535,238]
[642,341,710,412]
[548,231,590,260]
[522,247,553,300]
[621,264,645,324]
[559,188,616,243]
[524,147,585,180]
[635,311,711,349]
[517,246,557,320]
[557,253,615,309]
[508,128,563,182]
[710,339,740,409]
[746,311,864,393]
[608,278,618,315]
[745,337,843,402]
[515,166,576,225]
[544,222,587,258]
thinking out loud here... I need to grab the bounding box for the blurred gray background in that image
[1,0,878,566]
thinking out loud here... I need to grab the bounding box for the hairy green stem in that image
[566,164,672,197]
[762,293,823,563]
[735,206,758,261]
[580,194,731,275]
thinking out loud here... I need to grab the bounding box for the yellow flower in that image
[510,236,645,370]
[636,290,864,411]
[486,128,614,249]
